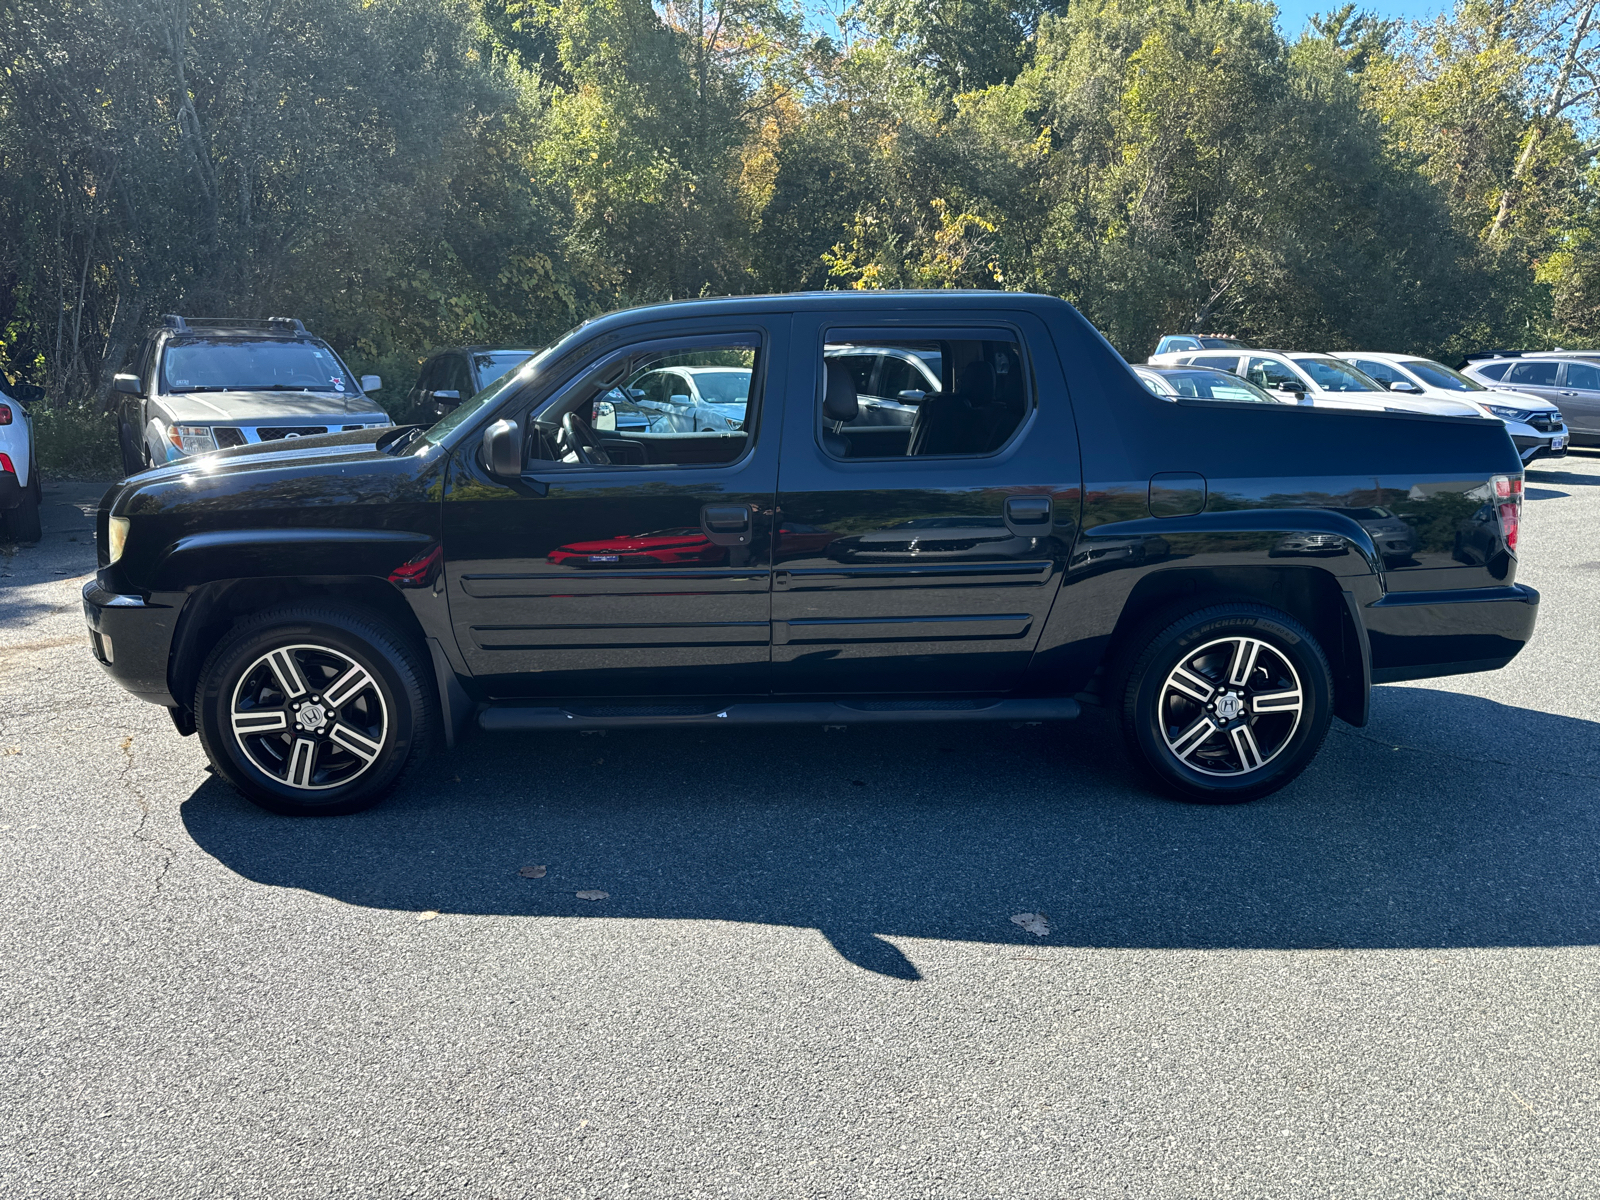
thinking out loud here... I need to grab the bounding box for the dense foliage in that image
[4,0,1600,466]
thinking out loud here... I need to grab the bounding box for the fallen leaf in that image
[1011,912,1050,937]
[417,910,439,922]
[575,890,609,901]
[1,746,20,756]
[519,864,547,878]
[118,736,133,752]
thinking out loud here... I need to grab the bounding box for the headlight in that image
[167,424,218,454]
[1483,405,1531,422]
[107,516,130,564]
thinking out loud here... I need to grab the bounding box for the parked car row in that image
[1144,335,1577,462]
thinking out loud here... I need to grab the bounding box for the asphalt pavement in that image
[3,460,1599,1199]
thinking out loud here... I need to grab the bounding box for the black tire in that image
[3,461,42,543]
[117,420,145,478]
[1115,602,1333,804]
[195,605,435,816]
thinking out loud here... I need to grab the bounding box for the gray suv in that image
[111,316,391,475]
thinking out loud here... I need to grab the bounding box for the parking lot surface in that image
[3,459,1598,1198]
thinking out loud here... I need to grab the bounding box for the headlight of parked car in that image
[1483,404,1532,422]
[167,424,218,454]
[107,516,130,564]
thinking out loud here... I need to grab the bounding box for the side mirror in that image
[113,373,142,396]
[1274,381,1306,394]
[1388,380,1421,393]
[482,418,521,478]
[360,374,382,393]
[896,389,927,402]
[431,389,461,413]
[669,393,692,405]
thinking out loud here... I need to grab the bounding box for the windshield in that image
[473,351,535,387]
[161,338,358,394]
[687,369,751,404]
[1152,370,1278,404]
[421,338,563,445]
[1402,359,1486,392]
[1292,357,1384,392]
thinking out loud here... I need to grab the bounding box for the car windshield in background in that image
[162,338,355,393]
[1156,370,1278,404]
[1402,359,1487,391]
[473,351,535,388]
[422,340,566,446]
[687,369,750,404]
[1293,357,1383,392]
[1198,338,1245,348]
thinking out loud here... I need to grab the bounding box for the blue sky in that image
[1272,0,1449,37]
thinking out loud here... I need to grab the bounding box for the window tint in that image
[1507,360,1558,386]
[1293,357,1383,392]
[1472,361,1511,381]
[1190,354,1240,372]
[443,355,474,397]
[1156,370,1279,404]
[1352,359,1404,385]
[820,332,1029,459]
[1403,360,1484,391]
[1563,361,1600,390]
[1245,356,1301,390]
[541,339,758,468]
[473,351,534,388]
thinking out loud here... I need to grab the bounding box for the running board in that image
[478,697,1080,733]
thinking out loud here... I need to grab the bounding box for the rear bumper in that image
[81,580,185,707]
[1365,584,1539,683]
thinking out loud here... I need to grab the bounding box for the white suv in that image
[1166,348,1485,419]
[1334,351,1567,463]
[0,382,41,543]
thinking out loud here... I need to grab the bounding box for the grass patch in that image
[30,401,121,477]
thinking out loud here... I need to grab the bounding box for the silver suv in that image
[110,316,391,475]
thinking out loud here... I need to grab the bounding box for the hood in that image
[127,426,397,486]
[156,389,386,423]
[1369,394,1485,418]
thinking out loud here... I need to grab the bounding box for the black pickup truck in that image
[85,292,1538,814]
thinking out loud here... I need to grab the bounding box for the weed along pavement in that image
[3,461,1600,1196]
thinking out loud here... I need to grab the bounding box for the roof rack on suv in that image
[159,315,309,337]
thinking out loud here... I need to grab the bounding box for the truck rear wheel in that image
[195,606,435,816]
[1116,602,1332,804]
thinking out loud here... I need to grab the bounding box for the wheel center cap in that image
[296,702,329,733]
[1215,692,1244,721]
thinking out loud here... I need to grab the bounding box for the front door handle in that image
[701,504,752,547]
[1004,495,1052,535]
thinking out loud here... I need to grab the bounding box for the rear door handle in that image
[1004,496,1052,534]
[701,504,752,547]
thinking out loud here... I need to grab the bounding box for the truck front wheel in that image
[195,606,435,816]
[1117,602,1333,804]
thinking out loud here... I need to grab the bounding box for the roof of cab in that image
[578,289,1068,332]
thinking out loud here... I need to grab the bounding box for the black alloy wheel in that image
[1117,602,1333,804]
[195,606,435,815]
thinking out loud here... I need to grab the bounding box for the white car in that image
[1133,365,1285,404]
[1147,334,1251,365]
[1166,348,1485,419]
[0,382,41,543]
[1333,351,1568,463]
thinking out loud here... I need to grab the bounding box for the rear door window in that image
[1472,361,1511,381]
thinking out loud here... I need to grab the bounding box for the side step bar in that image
[478,697,1080,733]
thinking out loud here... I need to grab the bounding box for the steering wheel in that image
[560,410,612,466]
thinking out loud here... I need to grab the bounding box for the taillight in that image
[0,452,14,475]
[1492,474,1522,553]
[0,403,12,425]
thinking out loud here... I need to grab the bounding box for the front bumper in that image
[1365,584,1539,683]
[1511,431,1568,462]
[82,580,185,707]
